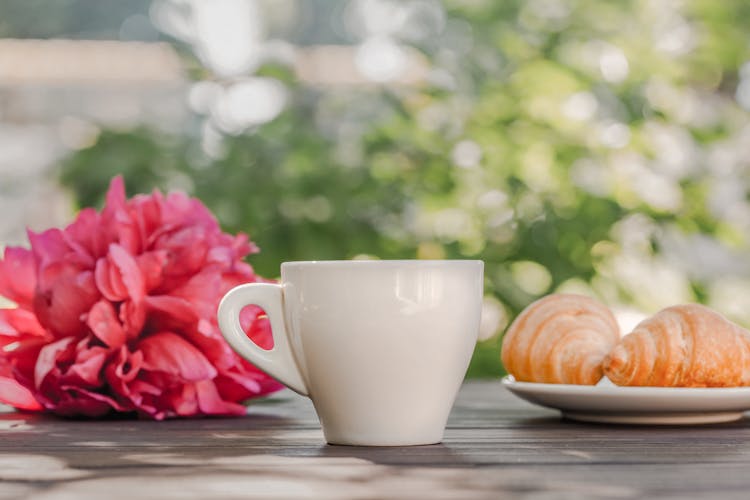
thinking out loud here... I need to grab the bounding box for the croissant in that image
[603,304,750,387]
[501,294,620,385]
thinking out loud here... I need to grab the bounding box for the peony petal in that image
[170,271,220,319]
[106,347,145,410]
[183,320,233,369]
[0,376,42,410]
[63,385,129,412]
[1,337,43,391]
[162,191,216,229]
[28,228,68,269]
[114,213,141,257]
[195,379,246,415]
[112,346,143,383]
[69,359,106,387]
[120,300,146,339]
[46,386,121,417]
[62,208,102,265]
[206,246,233,268]
[241,306,275,350]
[232,232,259,256]
[136,251,168,292]
[171,383,199,416]
[0,308,47,339]
[105,176,127,213]
[139,332,217,381]
[33,266,100,338]
[0,247,36,308]
[214,372,262,401]
[144,295,199,326]
[108,244,145,302]
[32,336,128,417]
[158,227,210,278]
[130,194,164,251]
[95,257,127,301]
[102,176,143,255]
[66,348,108,388]
[34,337,76,389]
[86,300,126,348]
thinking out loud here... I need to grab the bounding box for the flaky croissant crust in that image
[603,304,750,387]
[501,294,620,385]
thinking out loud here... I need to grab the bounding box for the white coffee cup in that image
[218,260,483,446]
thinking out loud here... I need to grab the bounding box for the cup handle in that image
[218,283,308,396]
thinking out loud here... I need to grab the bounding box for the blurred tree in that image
[61,90,419,276]
[57,0,750,377]
[0,0,152,39]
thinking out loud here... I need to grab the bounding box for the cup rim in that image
[281,259,483,269]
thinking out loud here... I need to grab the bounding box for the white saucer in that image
[501,376,750,425]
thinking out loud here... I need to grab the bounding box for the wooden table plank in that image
[1,381,750,499]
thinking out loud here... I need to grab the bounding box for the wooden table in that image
[1,380,749,499]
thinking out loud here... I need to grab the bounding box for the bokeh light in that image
[2,0,750,377]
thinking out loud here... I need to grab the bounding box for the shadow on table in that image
[512,415,568,426]
[0,408,296,423]
[508,413,750,429]
[315,442,469,467]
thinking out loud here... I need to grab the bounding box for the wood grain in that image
[1,381,750,499]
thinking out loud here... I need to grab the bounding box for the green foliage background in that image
[55,0,750,377]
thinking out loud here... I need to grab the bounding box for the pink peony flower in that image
[0,177,282,419]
